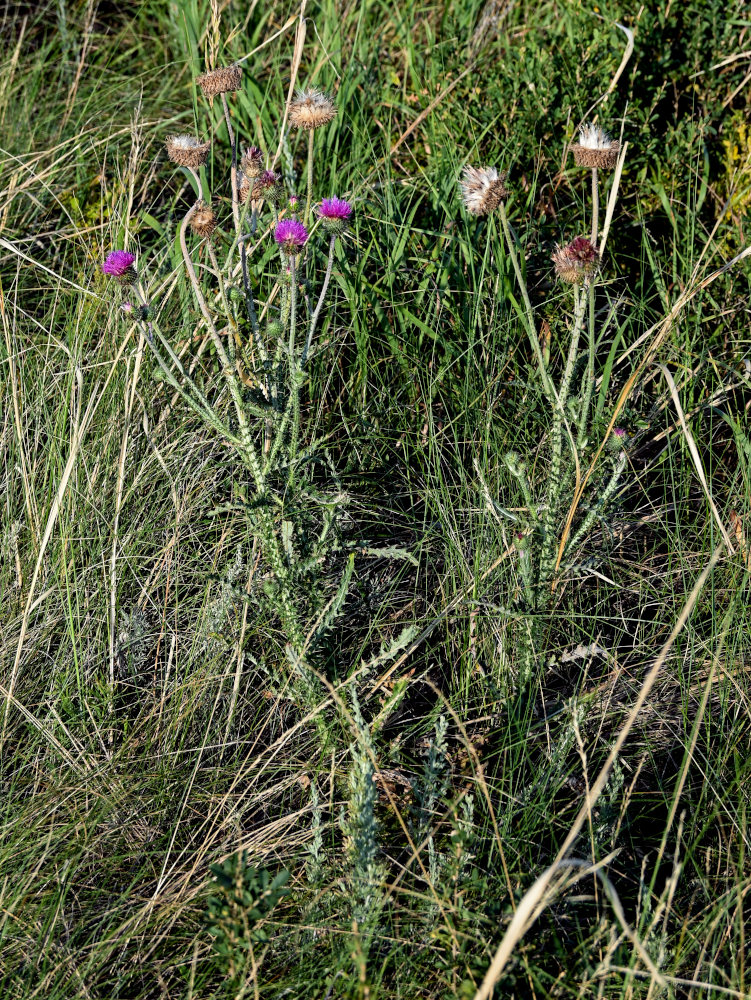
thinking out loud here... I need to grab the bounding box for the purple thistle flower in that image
[318,197,352,235]
[319,197,352,220]
[275,218,309,255]
[102,250,136,284]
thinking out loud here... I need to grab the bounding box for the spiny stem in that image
[305,129,315,229]
[577,281,597,449]
[539,285,588,589]
[591,167,599,248]
[180,181,264,492]
[498,204,555,404]
[289,255,301,481]
[565,451,626,556]
[303,234,336,364]
[221,93,241,240]
[206,241,240,360]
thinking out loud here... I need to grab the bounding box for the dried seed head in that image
[102,250,137,285]
[460,166,507,215]
[241,145,264,178]
[166,134,212,169]
[238,170,251,204]
[288,88,337,130]
[190,201,217,238]
[196,65,242,99]
[552,236,600,284]
[570,123,620,169]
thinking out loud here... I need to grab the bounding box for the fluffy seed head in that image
[166,134,212,169]
[241,146,264,178]
[102,250,136,284]
[570,123,620,169]
[288,88,337,130]
[552,236,600,284]
[275,218,309,255]
[460,166,508,215]
[318,196,353,234]
[196,65,242,99]
[190,202,217,238]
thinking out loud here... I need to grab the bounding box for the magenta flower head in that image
[318,197,352,235]
[102,250,136,285]
[275,218,309,256]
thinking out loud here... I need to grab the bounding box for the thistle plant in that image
[102,69,352,705]
[206,853,289,993]
[461,121,628,682]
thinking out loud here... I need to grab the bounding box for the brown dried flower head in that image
[552,236,600,284]
[570,123,620,169]
[196,65,242,99]
[190,202,217,238]
[238,170,251,204]
[288,89,337,130]
[166,134,212,169]
[460,166,508,215]
[241,146,264,179]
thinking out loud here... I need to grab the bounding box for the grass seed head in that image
[570,122,620,169]
[552,236,600,284]
[166,134,212,169]
[460,166,507,215]
[196,65,242,99]
[288,88,337,130]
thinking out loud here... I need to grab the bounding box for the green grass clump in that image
[1,1,750,998]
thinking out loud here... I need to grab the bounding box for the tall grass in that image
[1,1,750,997]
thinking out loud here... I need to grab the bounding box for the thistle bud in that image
[552,236,599,284]
[252,169,283,205]
[504,451,527,478]
[241,146,264,178]
[513,530,530,552]
[607,427,629,452]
